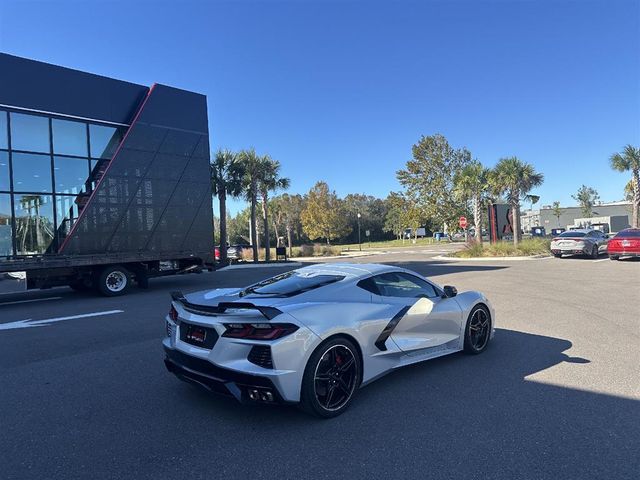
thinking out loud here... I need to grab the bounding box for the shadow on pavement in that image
[162,328,638,479]
[381,260,509,278]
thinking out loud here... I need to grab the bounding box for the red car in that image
[608,228,640,260]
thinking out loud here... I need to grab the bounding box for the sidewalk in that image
[432,254,551,262]
[218,250,385,270]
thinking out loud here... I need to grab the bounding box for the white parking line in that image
[593,258,609,263]
[0,296,63,307]
[0,310,124,331]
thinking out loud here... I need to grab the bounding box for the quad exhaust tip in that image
[247,388,274,403]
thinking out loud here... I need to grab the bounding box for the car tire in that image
[463,304,492,354]
[299,337,362,418]
[95,265,131,297]
[553,253,562,258]
[591,245,599,259]
[609,255,619,261]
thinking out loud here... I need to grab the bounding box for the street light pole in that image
[357,212,361,251]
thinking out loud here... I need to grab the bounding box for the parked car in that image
[214,243,253,262]
[228,244,252,260]
[607,228,640,260]
[164,263,495,417]
[550,229,609,259]
[530,226,546,237]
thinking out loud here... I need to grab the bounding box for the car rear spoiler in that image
[170,291,282,320]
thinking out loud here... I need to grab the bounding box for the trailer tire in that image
[96,265,131,297]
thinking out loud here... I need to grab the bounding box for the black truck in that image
[0,54,214,296]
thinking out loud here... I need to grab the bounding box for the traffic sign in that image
[459,216,468,229]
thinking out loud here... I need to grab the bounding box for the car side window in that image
[371,272,439,299]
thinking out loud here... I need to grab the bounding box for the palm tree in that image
[258,156,290,261]
[238,148,262,262]
[610,145,640,227]
[211,149,244,263]
[453,160,490,243]
[489,157,544,247]
[551,201,562,227]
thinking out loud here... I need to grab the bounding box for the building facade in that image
[521,201,633,233]
[0,53,212,259]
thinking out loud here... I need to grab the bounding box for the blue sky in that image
[1,0,638,215]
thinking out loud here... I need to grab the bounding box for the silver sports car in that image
[550,229,609,258]
[163,263,495,417]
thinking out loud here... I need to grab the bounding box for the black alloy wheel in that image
[464,305,491,354]
[591,245,599,259]
[300,337,361,418]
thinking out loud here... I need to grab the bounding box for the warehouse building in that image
[521,201,632,233]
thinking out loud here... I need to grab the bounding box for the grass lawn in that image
[450,238,551,258]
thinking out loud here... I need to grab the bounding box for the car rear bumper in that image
[551,247,589,255]
[164,346,293,405]
[608,249,640,257]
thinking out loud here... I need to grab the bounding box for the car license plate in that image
[622,240,631,247]
[186,325,207,344]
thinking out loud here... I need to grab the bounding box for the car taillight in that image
[222,323,299,340]
[552,238,560,242]
[169,305,178,322]
[214,247,220,260]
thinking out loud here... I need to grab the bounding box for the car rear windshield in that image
[241,272,345,297]
[614,230,640,238]
[558,231,586,238]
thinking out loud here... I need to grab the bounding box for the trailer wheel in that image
[96,265,131,297]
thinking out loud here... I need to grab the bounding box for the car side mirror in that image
[442,285,457,298]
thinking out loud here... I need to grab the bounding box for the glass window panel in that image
[372,272,438,298]
[90,124,123,159]
[13,194,54,255]
[10,113,50,153]
[54,156,89,195]
[12,152,53,193]
[0,151,9,191]
[0,194,12,256]
[0,111,7,149]
[56,194,83,240]
[52,119,88,157]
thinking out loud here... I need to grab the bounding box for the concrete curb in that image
[432,254,551,262]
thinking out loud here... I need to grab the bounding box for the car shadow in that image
[168,328,638,478]
[380,260,509,278]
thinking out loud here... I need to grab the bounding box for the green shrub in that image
[452,238,550,258]
[289,244,342,257]
[314,244,341,256]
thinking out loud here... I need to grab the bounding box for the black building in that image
[0,53,212,261]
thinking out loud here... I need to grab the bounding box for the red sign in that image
[459,216,468,229]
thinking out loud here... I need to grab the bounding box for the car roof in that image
[294,263,398,279]
[566,229,595,234]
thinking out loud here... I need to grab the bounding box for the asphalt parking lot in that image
[1,246,638,480]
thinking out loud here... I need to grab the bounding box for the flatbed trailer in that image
[0,54,215,296]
